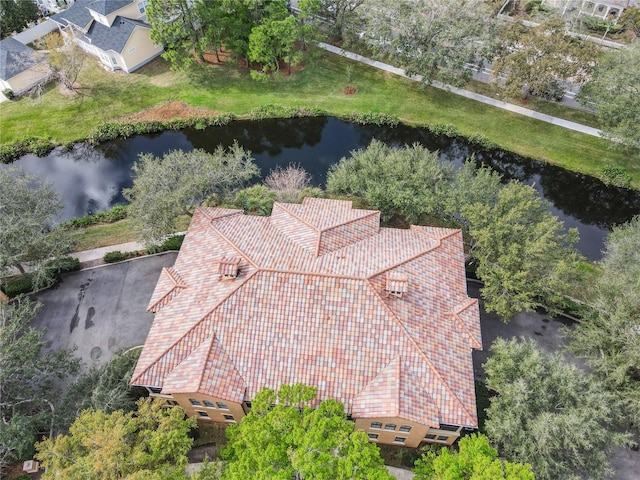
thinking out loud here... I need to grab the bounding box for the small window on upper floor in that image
[196,410,209,418]
[368,433,379,440]
[189,398,201,406]
[384,423,397,431]
[393,437,406,444]
[370,422,382,429]
[223,414,235,422]
[203,400,215,408]
[217,402,229,410]
[399,425,411,433]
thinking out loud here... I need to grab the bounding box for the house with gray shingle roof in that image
[132,198,483,448]
[51,0,162,73]
[0,37,51,96]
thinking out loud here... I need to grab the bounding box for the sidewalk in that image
[70,240,146,267]
[318,43,602,138]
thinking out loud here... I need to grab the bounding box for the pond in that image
[9,116,640,261]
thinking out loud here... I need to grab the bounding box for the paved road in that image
[318,42,602,138]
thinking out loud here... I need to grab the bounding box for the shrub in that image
[4,277,34,298]
[103,251,126,263]
[63,206,129,229]
[161,234,185,251]
[2,89,14,99]
[0,136,56,164]
[348,112,399,126]
[601,165,631,187]
[344,85,357,95]
[427,123,458,137]
[468,133,498,149]
[248,104,327,120]
[46,256,81,276]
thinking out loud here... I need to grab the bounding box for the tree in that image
[318,0,366,43]
[55,349,146,433]
[567,215,640,431]
[484,338,628,480]
[43,32,85,92]
[222,384,393,480]
[326,139,454,223]
[0,166,71,289]
[363,0,498,86]
[0,0,40,37]
[147,0,205,70]
[461,181,580,319]
[36,398,196,480]
[578,41,640,149]
[123,144,258,244]
[0,298,81,473]
[619,6,640,39]
[493,18,597,100]
[414,433,534,480]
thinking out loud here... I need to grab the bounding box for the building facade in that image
[132,198,483,448]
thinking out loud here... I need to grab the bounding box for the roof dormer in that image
[218,257,241,279]
[385,271,408,297]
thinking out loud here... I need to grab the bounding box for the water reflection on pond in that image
[9,117,640,261]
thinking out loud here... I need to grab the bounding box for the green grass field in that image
[2,49,638,188]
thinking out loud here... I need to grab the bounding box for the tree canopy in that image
[578,41,640,149]
[123,144,258,244]
[363,0,497,86]
[36,398,196,480]
[222,384,393,480]
[414,433,534,480]
[0,0,39,37]
[493,18,597,100]
[0,166,71,289]
[0,298,81,473]
[567,215,640,431]
[484,338,628,480]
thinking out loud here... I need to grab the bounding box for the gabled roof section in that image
[51,0,94,29]
[270,198,380,256]
[451,299,482,349]
[0,38,45,81]
[162,335,246,404]
[352,357,440,427]
[147,267,187,313]
[87,0,133,15]
[85,16,149,54]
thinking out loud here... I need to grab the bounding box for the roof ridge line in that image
[197,334,247,404]
[147,267,184,313]
[319,209,380,234]
[450,299,482,349]
[132,270,259,385]
[395,355,401,418]
[275,202,322,233]
[366,239,440,280]
[411,225,462,240]
[207,217,261,271]
[367,279,476,424]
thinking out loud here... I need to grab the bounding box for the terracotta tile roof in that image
[132,198,482,428]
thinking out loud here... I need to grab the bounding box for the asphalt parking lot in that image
[31,252,178,366]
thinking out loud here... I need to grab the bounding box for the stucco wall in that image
[354,417,431,448]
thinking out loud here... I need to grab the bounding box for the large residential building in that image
[131,198,482,448]
[51,0,162,73]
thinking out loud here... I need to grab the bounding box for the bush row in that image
[61,205,128,229]
[2,256,81,298]
[103,235,185,263]
[247,104,327,120]
[0,136,56,164]
[86,114,235,145]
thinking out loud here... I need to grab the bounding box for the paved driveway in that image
[31,252,177,366]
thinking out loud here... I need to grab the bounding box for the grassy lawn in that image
[70,219,138,251]
[1,49,638,188]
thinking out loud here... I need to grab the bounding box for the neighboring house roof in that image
[85,16,149,54]
[51,0,95,29]
[87,0,134,15]
[132,198,482,429]
[0,38,45,81]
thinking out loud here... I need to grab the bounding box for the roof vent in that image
[218,257,241,279]
[385,271,408,298]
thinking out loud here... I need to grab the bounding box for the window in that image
[128,47,136,54]
[217,402,229,410]
[384,424,397,431]
[425,434,436,440]
[165,400,179,407]
[438,424,460,432]
[196,410,209,418]
[368,433,379,440]
[394,437,406,444]
[437,436,449,442]
[189,398,201,406]
[223,414,235,422]
[138,1,147,14]
[370,422,382,429]
[203,400,215,408]
[148,386,162,394]
[399,425,411,433]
